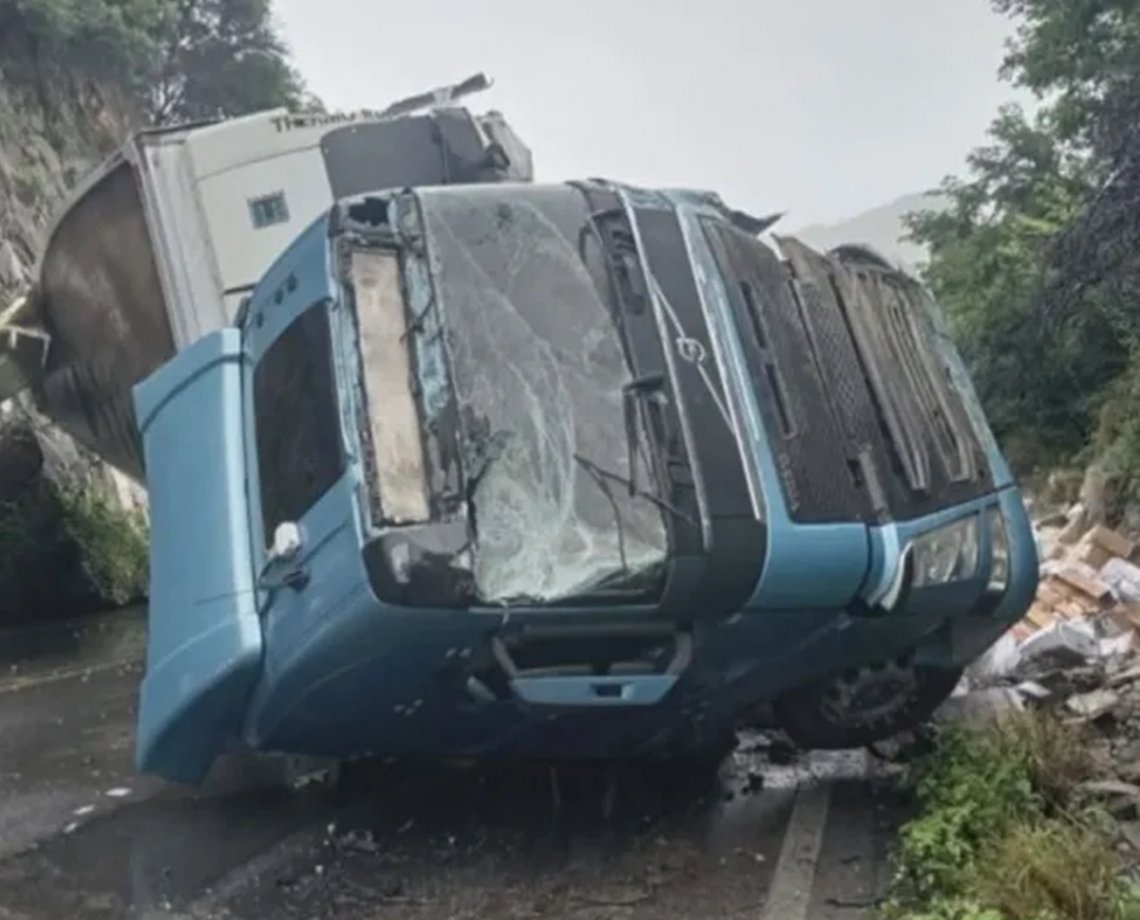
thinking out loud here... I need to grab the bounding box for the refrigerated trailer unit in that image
[5,74,532,477]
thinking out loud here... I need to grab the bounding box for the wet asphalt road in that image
[0,613,904,919]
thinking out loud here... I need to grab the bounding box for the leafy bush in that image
[1093,353,1140,498]
[0,479,147,619]
[59,485,148,607]
[887,724,1038,907]
[882,712,1137,920]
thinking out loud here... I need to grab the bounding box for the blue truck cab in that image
[132,180,1037,784]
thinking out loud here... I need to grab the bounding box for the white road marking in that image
[761,750,870,920]
[762,782,833,920]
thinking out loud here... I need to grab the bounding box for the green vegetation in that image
[58,485,148,607]
[0,0,318,123]
[906,0,1140,484]
[883,712,1140,920]
[0,478,146,618]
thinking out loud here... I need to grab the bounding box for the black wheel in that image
[772,660,962,750]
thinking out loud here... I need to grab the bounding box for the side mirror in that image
[269,521,303,563]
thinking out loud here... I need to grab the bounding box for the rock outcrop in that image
[0,394,147,625]
[0,36,149,622]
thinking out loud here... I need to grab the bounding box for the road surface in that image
[0,611,904,919]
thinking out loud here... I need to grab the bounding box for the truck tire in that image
[771,660,962,751]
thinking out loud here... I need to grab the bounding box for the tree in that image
[995,0,1140,145]
[907,0,1140,474]
[0,0,172,83]
[906,106,1101,468]
[0,0,316,124]
[149,0,308,125]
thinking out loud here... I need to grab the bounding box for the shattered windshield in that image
[417,185,668,605]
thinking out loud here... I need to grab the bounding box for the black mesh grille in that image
[786,274,895,501]
[701,223,993,523]
[702,220,869,523]
[777,237,993,519]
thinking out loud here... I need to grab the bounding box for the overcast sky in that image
[274,0,1028,228]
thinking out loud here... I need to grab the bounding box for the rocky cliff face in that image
[0,40,137,302]
[0,40,149,625]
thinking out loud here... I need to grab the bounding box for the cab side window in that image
[253,302,344,543]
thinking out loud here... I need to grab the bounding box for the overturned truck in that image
[3,78,1038,783]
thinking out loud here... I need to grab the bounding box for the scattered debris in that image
[1119,821,1140,852]
[1079,779,1140,799]
[1014,681,1052,701]
[1066,688,1121,721]
[289,767,332,790]
[1109,663,1140,688]
[1055,502,1089,547]
[945,514,1140,865]
[336,829,380,855]
[968,632,1022,683]
[1017,619,1100,668]
[973,521,1140,692]
[1102,558,1140,604]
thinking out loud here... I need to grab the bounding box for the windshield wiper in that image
[573,452,696,530]
[573,453,629,574]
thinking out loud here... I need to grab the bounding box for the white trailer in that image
[1,74,533,477]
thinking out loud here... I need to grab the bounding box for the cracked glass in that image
[417,185,668,604]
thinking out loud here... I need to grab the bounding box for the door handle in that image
[257,559,310,594]
[510,674,678,707]
[280,565,310,592]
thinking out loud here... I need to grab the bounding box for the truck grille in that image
[702,223,992,523]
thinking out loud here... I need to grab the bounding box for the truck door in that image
[133,328,261,784]
[238,228,366,748]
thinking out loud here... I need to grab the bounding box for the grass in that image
[882,710,1140,920]
[979,820,1128,920]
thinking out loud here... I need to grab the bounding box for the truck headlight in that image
[986,508,1009,593]
[911,515,980,587]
